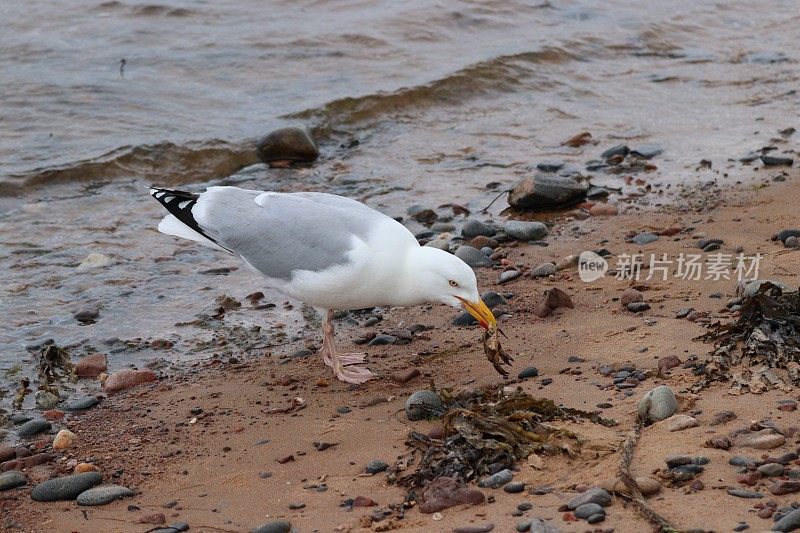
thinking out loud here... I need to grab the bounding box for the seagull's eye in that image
[449,280,458,287]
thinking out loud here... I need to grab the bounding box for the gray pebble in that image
[498,270,520,284]
[518,367,539,380]
[627,302,651,312]
[478,469,513,489]
[452,312,478,326]
[503,482,526,493]
[462,220,496,238]
[482,291,507,309]
[587,513,606,524]
[76,484,135,506]
[405,390,443,421]
[631,232,659,245]
[637,385,678,423]
[250,521,292,533]
[773,508,800,532]
[504,221,548,241]
[0,471,27,491]
[455,246,493,268]
[574,503,604,519]
[365,459,389,474]
[567,488,611,509]
[727,489,763,498]
[630,144,663,159]
[536,160,564,172]
[65,396,100,411]
[367,334,396,346]
[31,472,103,502]
[530,262,556,278]
[16,419,51,438]
[757,463,784,477]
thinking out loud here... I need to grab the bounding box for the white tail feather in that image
[157,214,229,253]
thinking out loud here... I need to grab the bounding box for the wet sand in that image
[5,173,800,532]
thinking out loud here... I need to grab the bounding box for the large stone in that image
[0,470,26,491]
[405,390,443,421]
[16,420,51,438]
[53,429,76,451]
[733,429,786,450]
[104,369,157,393]
[507,175,589,210]
[637,386,678,423]
[76,353,108,378]
[773,508,800,532]
[76,484,135,505]
[256,127,318,164]
[600,476,661,497]
[455,246,492,268]
[31,472,103,502]
[503,221,548,241]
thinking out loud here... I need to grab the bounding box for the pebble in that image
[503,482,526,494]
[75,463,101,474]
[256,127,318,164]
[773,508,800,532]
[530,262,557,278]
[588,204,619,216]
[657,355,682,372]
[77,253,113,271]
[733,429,785,450]
[31,472,103,502]
[74,305,100,322]
[76,484,135,506]
[627,302,651,312]
[478,469,513,489]
[367,334,396,346]
[64,396,100,411]
[287,502,305,509]
[405,390,443,421]
[365,459,389,474]
[52,429,76,451]
[536,160,564,172]
[482,291,507,309]
[453,524,494,533]
[16,420,51,438]
[630,143,664,159]
[391,368,421,383]
[631,232,659,245]
[251,521,292,533]
[0,470,26,491]
[76,353,108,378]
[462,220,496,238]
[526,519,560,533]
[710,410,737,425]
[785,236,800,248]
[758,463,785,477]
[567,488,611,509]
[600,476,661,496]
[104,369,157,393]
[662,414,700,432]
[517,502,533,511]
[727,489,763,498]
[455,245,493,268]
[620,288,643,307]
[499,270,521,284]
[637,385,678,423]
[507,174,588,210]
[602,144,630,160]
[503,221,548,241]
[419,476,485,513]
[574,503,604,519]
[761,155,793,166]
[34,390,60,410]
[770,480,800,495]
[518,367,539,379]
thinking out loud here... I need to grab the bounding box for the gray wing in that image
[192,187,385,280]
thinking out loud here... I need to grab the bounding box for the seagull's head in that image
[408,247,496,330]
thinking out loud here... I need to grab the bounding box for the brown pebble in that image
[138,513,167,525]
[74,463,101,474]
[277,455,295,464]
[353,496,377,507]
[76,353,109,378]
[391,368,421,384]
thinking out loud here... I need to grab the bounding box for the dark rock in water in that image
[586,186,610,199]
[601,144,630,160]
[250,520,292,533]
[365,459,389,474]
[418,476,485,513]
[478,469,513,488]
[761,155,793,166]
[507,175,589,210]
[504,221,548,241]
[585,160,607,171]
[0,470,27,491]
[31,472,103,502]
[455,246,493,268]
[405,390,443,421]
[774,229,800,244]
[452,312,478,326]
[25,338,54,351]
[630,144,664,159]
[16,420,51,438]
[256,127,318,165]
[518,367,539,380]
[462,220,496,238]
[77,484,135,505]
[74,305,100,322]
[536,160,564,172]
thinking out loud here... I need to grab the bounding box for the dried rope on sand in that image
[618,415,678,532]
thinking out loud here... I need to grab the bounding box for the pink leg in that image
[319,310,375,384]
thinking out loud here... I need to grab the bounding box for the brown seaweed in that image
[482,325,513,376]
[391,385,614,491]
[694,282,800,393]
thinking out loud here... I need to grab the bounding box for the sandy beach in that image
[3,169,798,533]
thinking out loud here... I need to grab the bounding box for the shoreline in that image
[4,173,800,532]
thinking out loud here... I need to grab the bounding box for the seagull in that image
[149,186,496,384]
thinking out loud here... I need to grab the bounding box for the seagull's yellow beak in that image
[457,297,496,330]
